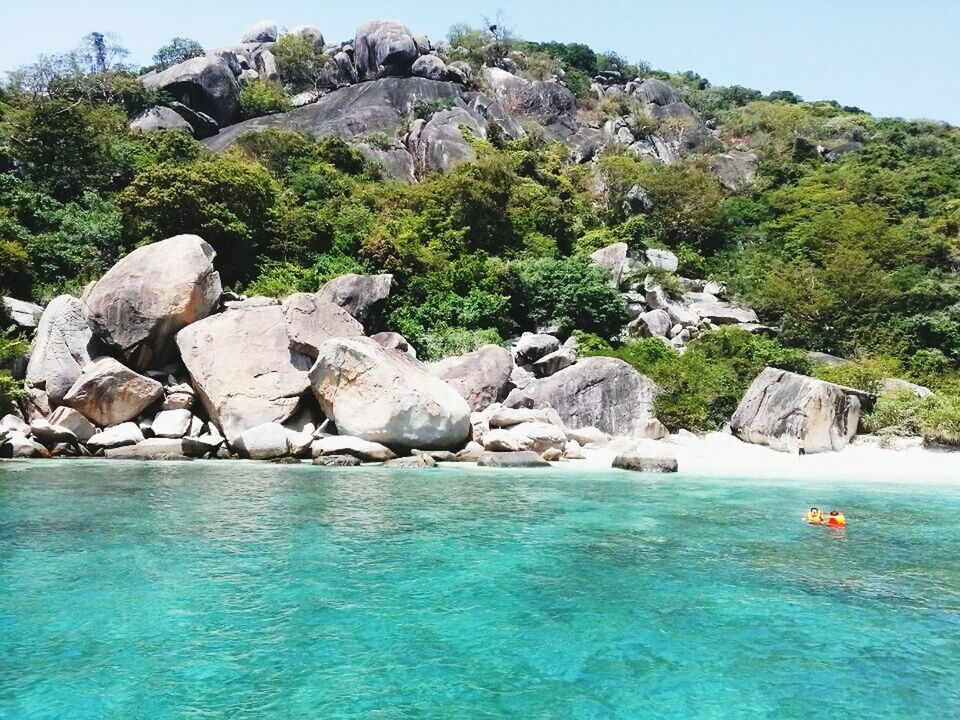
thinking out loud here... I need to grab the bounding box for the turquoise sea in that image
[1,460,958,719]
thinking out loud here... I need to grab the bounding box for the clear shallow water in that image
[1,460,958,719]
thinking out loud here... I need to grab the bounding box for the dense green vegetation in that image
[2,24,960,433]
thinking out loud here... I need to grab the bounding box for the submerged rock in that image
[476,450,550,468]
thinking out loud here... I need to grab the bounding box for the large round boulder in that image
[176,305,312,442]
[354,20,418,80]
[428,345,513,412]
[25,295,101,405]
[241,20,279,44]
[84,235,222,371]
[505,357,659,437]
[730,368,861,454]
[63,357,164,427]
[141,55,240,127]
[309,337,470,450]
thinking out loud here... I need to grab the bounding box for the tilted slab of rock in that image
[588,243,630,288]
[281,293,365,358]
[505,357,659,437]
[151,409,194,439]
[311,435,397,462]
[86,422,144,451]
[105,438,188,461]
[310,337,471,450]
[428,344,513,412]
[130,106,193,135]
[141,55,240,127]
[47,407,97,443]
[176,305,312,443]
[63,357,164,427]
[29,419,78,447]
[532,348,576,378]
[730,368,861,454]
[25,295,100,405]
[318,273,393,326]
[84,235,222,371]
[513,333,560,365]
[680,292,758,325]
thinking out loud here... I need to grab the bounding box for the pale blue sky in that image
[3,1,957,123]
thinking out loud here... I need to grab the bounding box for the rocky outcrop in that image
[176,305,312,442]
[62,357,164,427]
[730,368,861,453]
[513,333,560,365]
[83,235,222,371]
[355,20,418,80]
[47,407,96,443]
[408,107,484,172]
[204,77,462,150]
[428,345,513,412]
[481,67,576,130]
[318,273,393,326]
[505,357,659,436]
[281,293,364,358]
[25,295,100,404]
[309,337,470,450]
[142,55,240,127]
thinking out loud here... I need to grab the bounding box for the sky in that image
[2,0,958,124]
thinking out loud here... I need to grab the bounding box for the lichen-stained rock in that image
[83,235,222,371]
[354,20,418,80]
[62,357,164,427]
[176,306,312,442]
[710,149,759,192]
[281,293,364,358]
[318,273,393,326]
[25,295,100,404]
[428,345,513,412]
[310,337,471,450]
[480,67,576,127]
[730,368,861,454]
[505,357,659,436]
[141,55,240,126]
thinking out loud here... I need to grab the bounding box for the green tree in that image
[151,37,204,71]
[273,33,330,93]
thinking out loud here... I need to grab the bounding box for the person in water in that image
[805,507,825,524]
[827,510,846,527]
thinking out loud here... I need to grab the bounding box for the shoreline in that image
[4,431,959,486]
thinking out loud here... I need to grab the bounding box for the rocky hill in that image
[2,17,960,460]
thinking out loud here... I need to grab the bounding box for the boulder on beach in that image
[63,357,164,427]
[309,337,470,450]
[730,368,861,453]
[86,422,144,451]
[83,235,222,371]
[612,443,679,473]
[25,295,100,404]
[428,344,513,412]
[232,422,294,460]
[505,357,659,436]
[313,454,362,467]
[105,438,188,461]
[176,305,312,442]
[47,407,97,443]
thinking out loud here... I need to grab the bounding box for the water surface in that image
[1,460,958,719]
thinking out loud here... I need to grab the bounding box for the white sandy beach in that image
[569,432,960,484]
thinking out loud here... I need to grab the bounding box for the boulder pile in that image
[2,233,671,467]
